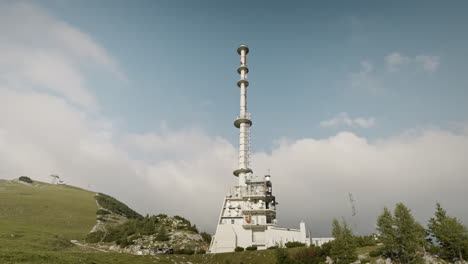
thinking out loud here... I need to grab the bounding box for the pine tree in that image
[377,207,397,259]
[377,203,425,263]
[330,218,357,264]
[428,203,468,261]
[142,220,155,235]
[155,226,170,241]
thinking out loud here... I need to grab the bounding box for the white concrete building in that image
[209,45,333,253]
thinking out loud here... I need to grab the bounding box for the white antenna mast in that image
[233,45,253,186]
[348,192,358,234]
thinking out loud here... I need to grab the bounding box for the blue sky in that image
[38,0,468,151]
[1,0,468,234]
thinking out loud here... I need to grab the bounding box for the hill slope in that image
[0,179,97,251]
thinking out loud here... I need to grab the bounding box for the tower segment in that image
[233,44,253,186]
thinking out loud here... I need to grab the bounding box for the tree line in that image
[276,202,467,264]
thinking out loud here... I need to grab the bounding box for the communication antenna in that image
[348,192,358,234]
[50,174,60,184]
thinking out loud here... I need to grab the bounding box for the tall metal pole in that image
[233,45,253,186]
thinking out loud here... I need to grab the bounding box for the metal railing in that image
[227,185,266,198]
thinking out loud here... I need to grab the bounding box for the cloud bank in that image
[385,52,440,73]
[320,112,375,129]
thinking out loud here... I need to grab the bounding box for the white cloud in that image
[349,61,382,93]
[251,129,468,235]
[320,112,376,128]
[385,52,410,72]
[415,55,440,72]
[384,52,440,73]
[0,2,124,111]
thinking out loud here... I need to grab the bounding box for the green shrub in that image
[293,246,324,264]
[19,176,33,183]
[246,246,257,251]
[96,209,110,215]
[155,226,170,241]
[320,240,334,256]
[354,235,377,247]
[234,246,244,252]
[116,237,134,248]
[285,241,306,248]
[369,248,382,258]
[196,249,206,254]
[426,243,441,256]
[360,258,371,263]
[174,248,194,255]
[85,231,105,243]
[187,224,199,234]
[267,245,279,249]
[96,193,143,219]
[201,232,212,243]
[275,248,292,264]
[184,248,195,255]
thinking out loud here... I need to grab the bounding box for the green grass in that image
[0,248,282,264]
[0,180,97,251]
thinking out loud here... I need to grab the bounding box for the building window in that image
[231,219,235,224]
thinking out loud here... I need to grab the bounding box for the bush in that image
[426,243,441,256]
[267,245,279,250]
[155,226,170,241]
[175,248,194,255]
[275,248,292,264]
[246,246,257,251]
[285,241,306,248]
[19,176,33,183]
[196,249,206,254]
[354,235,377,247]
[320,240,334,256]
[360,258,371,263]
[369,248,382,258]
[85,231,105,243]
[96,193,143,219]
[201,232,212,243]
[116,237,134,248]
[293,246,324,264]
[96,209,110,215]
[184,248,195,255]
[234,246,244,252]
[188,224,199,234]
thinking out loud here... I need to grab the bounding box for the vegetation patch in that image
[285,241,306,248]
[246,245,257,251]
[18,176,33,184]
[234,246,244,252]
[96,209,111,215]
[96,193,143,219]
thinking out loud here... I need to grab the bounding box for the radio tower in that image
[233,45,253,186]
[209,45,322,253]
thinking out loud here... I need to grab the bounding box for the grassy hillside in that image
[0,179,285,263]
[0,179,389,264]
[0,247,283,264]
[0,179,97,251]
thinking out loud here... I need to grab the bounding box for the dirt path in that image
[70,240,108,252]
